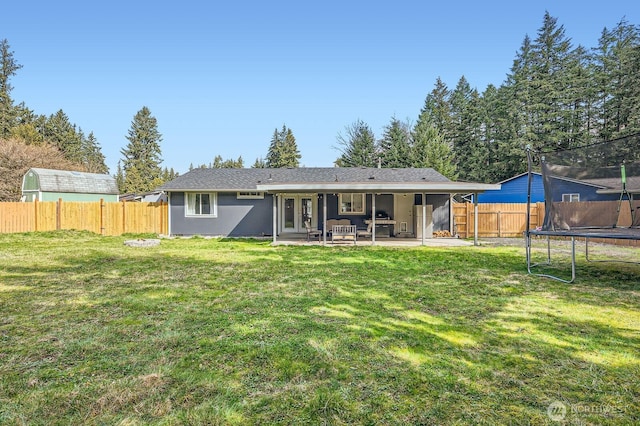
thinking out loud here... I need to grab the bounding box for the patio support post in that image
[322,192,327,245]
[371,193,376,245]
[422,193,426,246]
[272,194,277,244]
[474,193,479,246]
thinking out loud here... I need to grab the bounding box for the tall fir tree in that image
[252,157,266,168]
[379,117,413,168]
[0,39,22,138]
[10,103,46,145]
[419,77,453,144]
[593,19,640,140]
[266,124,301,167]
[411,122,457,179]
[81,131,108,173]
[449,76,488,181]
[119,106,163,193]
[212,155,244,168]
[334,120,378,167]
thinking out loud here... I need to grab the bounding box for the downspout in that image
[167,193,172,236]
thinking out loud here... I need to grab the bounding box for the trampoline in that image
[525,133,640,282]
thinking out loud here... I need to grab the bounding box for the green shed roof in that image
[23,168,119,195]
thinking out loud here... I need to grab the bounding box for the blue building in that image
[476,172,623,204]
[476,173,545,203]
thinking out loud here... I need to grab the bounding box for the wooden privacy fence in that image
[0,199,168,236]
[453,202,545,238]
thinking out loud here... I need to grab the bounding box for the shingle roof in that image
[27,168,119,194]
[159,167,451,191]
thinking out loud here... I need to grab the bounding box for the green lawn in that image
[0,232,638,425]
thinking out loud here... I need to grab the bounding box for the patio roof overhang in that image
[256,182,501,194]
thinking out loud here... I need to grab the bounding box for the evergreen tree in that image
[0,39,22,138]
[449,76,488,181]
[334,119,378,167]
[10,103,46,145]
[252,157,266,168]
[212,155,244,168]
[411,123,457,179]
[528,12,582,150]
[82,131,108,173]
[43,110,84,162]
[478,84,512,182]
[419,77,453,143]
[120,106,163,193]
[266,124,301,167]
[161,167,178,182]
[379,117,413,168]
[115,161,125,192]
[593,19,640,140]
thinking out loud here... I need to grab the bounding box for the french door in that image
[281,195,316,233]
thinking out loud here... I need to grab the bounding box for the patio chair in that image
[304,220,322,242]
[357,223,373,240]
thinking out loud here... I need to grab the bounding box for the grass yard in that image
[0,231,638,425]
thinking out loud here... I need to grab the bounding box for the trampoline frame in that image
[525,146,640,283]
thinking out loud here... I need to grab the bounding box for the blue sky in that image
[5,1,639,174]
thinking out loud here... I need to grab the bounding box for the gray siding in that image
[169,192,273,236]
[321,194,393,230]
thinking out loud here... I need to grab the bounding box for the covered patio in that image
[272,234,473,247]
[256,181,500,246]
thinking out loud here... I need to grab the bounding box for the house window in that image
[338,193,365,214]
[186,193,217,216]
[562,193,580,202]
[237,191,264,199]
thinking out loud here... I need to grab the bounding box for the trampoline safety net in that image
[535,134,640,232]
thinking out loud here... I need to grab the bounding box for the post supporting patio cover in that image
[474,193,479,246]
[371,193,376,245]
[422,193,426,246]
[272,194,277,244]
[322,192,327,245]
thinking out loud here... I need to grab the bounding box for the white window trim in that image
[185,192,218,217]
[562,193,580,202]
[338,193,365,215]
[237,191,264,199]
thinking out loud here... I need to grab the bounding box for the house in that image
[21,168,119,202]
[476,171,632,204]
[476,172,545,203]
[119,190,167,203]
[159,167,500,243]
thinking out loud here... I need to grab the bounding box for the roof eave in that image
[256,182,501,193]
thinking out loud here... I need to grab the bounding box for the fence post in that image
[56,198,62,230]
[466,203,471,239]
[497,211,501,237]
[122,201,126,235]
[99,199,105,235]
[34,198,39,232]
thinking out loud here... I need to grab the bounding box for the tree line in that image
[336,13,640,183]
[207,13,640,184]
[2,12,639,200]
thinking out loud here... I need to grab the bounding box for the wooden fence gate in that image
[452,202,545,238]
